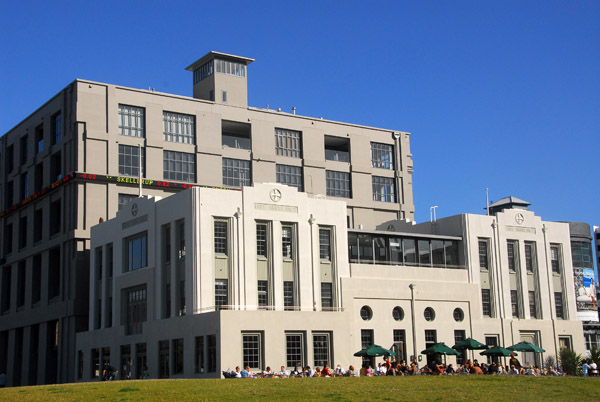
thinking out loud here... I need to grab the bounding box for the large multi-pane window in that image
[257,281,268,308]
[242,333,262,370]
[550,245,560,274]
[324,136,350,162]
[193,60,214,83]
[481,289,491,317]
[125,286,146,335]
[326,170,351,198]
[52,113,62,145]
[479,239,489,269]
[360,329,374,367]
[571,241,594,269]
[214,220,228,255]
[126,233,147,271]
[507,241,517,272]
[372,176,395,202]
[163,151,195,182]
[159,340,169,379]
[195,336,205,373]
[118,105,145,137]
[529,291,537,319]
[207,335,217,372]
[118,145,145,177]
[215,279,228,309]
[275,128,302,158]
[454,330,466,365]
[286,333,304,368]
[256,223,267,257]
[282,226,293,259]
[321,283,333,309]
[283,281,294,310]
[554,292,564,319]
[173,339,184,374]
[511,290,519,318]
[215,59,246,77]
[313,333,331,368]
[525,242,536,273]
[276,164,303,191]
[163,112,195,144]
[222,158,251,188]
[371,142,394,169]
[319,228,331,261]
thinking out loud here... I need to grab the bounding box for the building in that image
[73,189,584,381]
[0,51,414,386]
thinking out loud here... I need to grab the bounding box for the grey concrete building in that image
[0,51,414,386]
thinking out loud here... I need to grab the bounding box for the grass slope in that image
[1,376,599,401]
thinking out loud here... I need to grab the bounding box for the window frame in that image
[118,104,145,138]
[163,111,195,144]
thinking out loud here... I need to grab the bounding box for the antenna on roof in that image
[486,188,489,216]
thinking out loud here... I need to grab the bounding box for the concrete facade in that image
[0,52,413,385]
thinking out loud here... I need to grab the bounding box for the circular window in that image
[453,308,464,322]
[360,306,373,321]
[392,306,404,321]
[424,307,436,321]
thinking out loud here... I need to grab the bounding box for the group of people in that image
[227,363,357,378]
[418,354,567,376]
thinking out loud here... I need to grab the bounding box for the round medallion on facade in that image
[387,224,396,232]
[453,308,464,322]
[424,307,436,321]
[131,203,138,217]
[515,213,524,225]
[360,306,373,321]
[392,306,404,321]
[270,188,282,202]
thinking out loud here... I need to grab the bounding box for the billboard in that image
[575,267,598,322]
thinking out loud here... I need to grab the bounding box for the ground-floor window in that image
[286,332,305,368]
[195,336,205,373]
[120,345,132,380]
[207,335,217,372]
[159,340,169,379]
[173,339,184,374]
[242,332,263,370]
[91,348,99,378]
[313,332,332,368]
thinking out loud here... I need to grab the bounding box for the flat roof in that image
[185,51,255,72]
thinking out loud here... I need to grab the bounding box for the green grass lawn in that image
[1,376,599,402]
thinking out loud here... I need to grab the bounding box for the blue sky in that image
[1,0,599,231]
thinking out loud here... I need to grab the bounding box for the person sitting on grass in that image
[314,367,322,377]
[335,364,345,376]
[262,366,273,377]
[345,365,355,376]
[360,363,373,377]
[446,364,455,375]
[322,364,332,377]
[241,366,251,378]
[277,366,288,377]
[509,365,520,375]
[291,366,300,377]
[526,365,536,376]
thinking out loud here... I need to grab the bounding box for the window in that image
[360,305,373,321]
[48,247,60,300]
[479,239,489,269]
[221,90,228,103]
[207,335,217,372]
[163,150,196,182]
[507,241,517,272]
[32,255,41,305]
[52,113,61,145]
[550,245,560,274]
[214,220,228,255]
[524,242,535,273]
[454,330,467,365]
[361,329,374,367]
[554,292,564,319]
[125,286,147,335]
[16,261,26,308]
[529,291,537,319]
[215,279,228,309]
[179,280,185,316]
[159,340,170,378]
[215,58,246,77]
[135,343,147,379]
[242,333,262,370]
[324,136,350,162]
[559,336,572,351]
[120,345,131,380]
[118,145,145,177]
[425,329,437,344]
[256,223,267,257]
[118,194,137,211]
[222,120,251,150]
[326,170,351,198]
[392,306,404,321]
[371,142,394,169]
[1,267,11,313]
[511,290,519,318]
[222,158,251,188]
[20,135,28,165]
[118,104,145,137]
[481,289,491,317]
[49,199,61,236]
[91,348,100,378]
[50,152,62,181]
[173,339,184,374]
[18,215,27,249]
[193,60,214,83]
[321,283,333,309]
[35,124,43,154]
[163,111,195,144]
[275,128,302,158]
[424,307,435,321]
[393,330,407,363]
[313,333,331,368]
[319,228,331,261]
[286,333,305,368]
[372,176,395,202]
[3,224,12,256]
[276,164,303,191]
[453,308,464,322]
[4,181,13,210]
[35,163,43,192]
[258,280,268,308]
[484,336,499,364]
[195,336,205,373]
[282,225,293,259]
[126,233,147,271]
[283,281,294,310]
[20,172,29,200]
[78,350,84,380]
[6,144,14,173]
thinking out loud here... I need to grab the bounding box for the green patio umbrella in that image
[421,343,461,356]
[507,341,545,353]
[480,346,516,357]
[354,344,395,357]
[452,338,488,351]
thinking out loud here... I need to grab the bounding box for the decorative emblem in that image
[515,213,524,225]
[131,203,138,217]
[387,224,395,232]
[270,189,282,202]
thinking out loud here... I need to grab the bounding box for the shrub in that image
[559,348,583,376]
[544,355,556,370]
